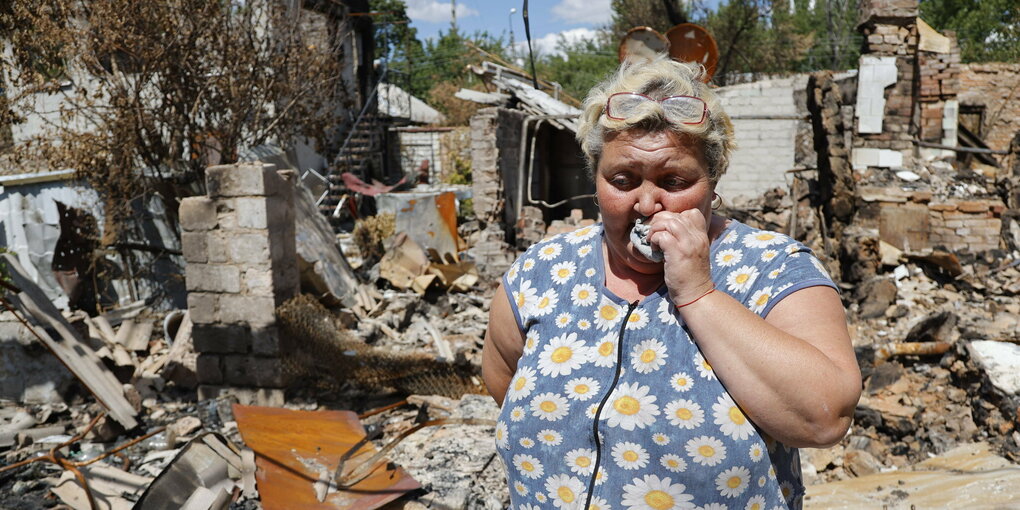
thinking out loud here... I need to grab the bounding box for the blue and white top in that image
[496,221,837,510]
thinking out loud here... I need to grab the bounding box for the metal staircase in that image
[317,75,388,231]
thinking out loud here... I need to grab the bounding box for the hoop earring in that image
[711,192,722,210]
[592,194,600,208]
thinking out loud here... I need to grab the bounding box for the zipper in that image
[583,300,639,509]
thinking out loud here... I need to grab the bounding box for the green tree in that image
[920,0,1020,62]
[609,0,692,36]
[537,36,619,101]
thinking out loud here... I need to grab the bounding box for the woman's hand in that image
[647,209,715,305]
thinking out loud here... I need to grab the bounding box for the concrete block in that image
[185,264,240,293]
[235,197,268,229]
[187,292,220,325]
[207,232,230,264]
[206,163,279,198]
[181,232,208,264]
[227,233,270,264]
[251,327,282,356]
[180,198,217,232]
[222,355,286,387]
[192,324,250,353]
[218,295,276,327]
[242,268,274,295]
[195,353,223,384]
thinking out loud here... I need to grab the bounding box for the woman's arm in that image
[677,285,861,448]
[482,282,526,406]
[649,211,861,448]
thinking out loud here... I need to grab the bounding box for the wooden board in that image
[2,254,138,429]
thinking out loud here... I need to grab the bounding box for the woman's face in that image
[595,129,715,274]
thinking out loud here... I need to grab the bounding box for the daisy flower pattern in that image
[564,376,600,401]
[747,287,773,314]
[716,466,751,498]
[631,338,667,374]
[509,406,525,422]
[612,441,650,470]
[656,298,680,326]
[743,231,785,249]
[550,261,576,284]
[529,288,559,317]
[621,474,694,510]
[670,372,694,392]
[512,454,544,479]
[555,312,572,328]
[530,393,569,421]
[564,448,596,476]
[523,330,539,355]
[537,332,587,377]
[514,481,528,496]
[537,242,562,261]
[537,429,563,446]
[496,223,831,509]
[686,436,727,466]
[713,394,755,441]
[664,399,705,429]
[566,225,598,244]
[593,333,618,367]
[716,248,743,267]
[726,265,759,293]
[694,352,716,380]
[660,454,687,473]
[545,474,584,509]
[593,296,624,331]
[495,421,509,450]
[604,382,660,431]
[570,283,598,307]
[625,308,650,330]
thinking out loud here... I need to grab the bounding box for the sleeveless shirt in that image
[496,221,837,510]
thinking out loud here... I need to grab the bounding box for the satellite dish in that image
[664,23,719,82]
[618,26,669,64]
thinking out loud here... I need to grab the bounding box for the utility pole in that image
[451,0,457,32]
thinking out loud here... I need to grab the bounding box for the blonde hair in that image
[576,56,735,183]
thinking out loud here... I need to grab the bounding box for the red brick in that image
[957,201,989,213]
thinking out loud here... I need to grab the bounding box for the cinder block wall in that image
[714,76,811,201]
[180,162,298,405]
[469,108,524,278]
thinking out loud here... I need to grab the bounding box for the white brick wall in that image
[713,75,809,200]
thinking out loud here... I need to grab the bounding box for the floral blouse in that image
[496,221,837,510]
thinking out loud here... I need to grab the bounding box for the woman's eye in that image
[664,177,686,188]
[611,175,634,187]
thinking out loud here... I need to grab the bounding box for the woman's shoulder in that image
[504,223,603,286]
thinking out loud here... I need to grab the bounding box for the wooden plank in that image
[1,254,139,429]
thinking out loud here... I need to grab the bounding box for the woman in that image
[482,57,860,509]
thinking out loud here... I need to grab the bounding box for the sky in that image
[404,0,723,56]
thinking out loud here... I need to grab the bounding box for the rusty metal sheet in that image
[233,405,419,510]
[376,191,463,262]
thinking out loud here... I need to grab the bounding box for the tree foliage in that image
[920,0,1020,62]
[0,0,352,241]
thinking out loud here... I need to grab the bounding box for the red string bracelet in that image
[675,288,716,309]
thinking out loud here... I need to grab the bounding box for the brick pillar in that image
[854,0,919,172]
[180,162,298,406]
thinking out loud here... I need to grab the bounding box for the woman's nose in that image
[633,185,663,217]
